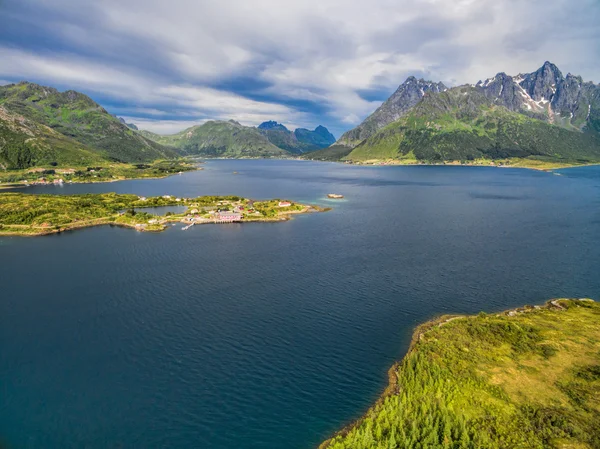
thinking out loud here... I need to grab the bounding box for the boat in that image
[327,193,344,199]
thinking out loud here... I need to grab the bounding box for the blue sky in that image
[1,0,599,137]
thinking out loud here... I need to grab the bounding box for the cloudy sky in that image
[1,0,599,136]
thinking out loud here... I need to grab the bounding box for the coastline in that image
[318,297,598,449]
[0,161,201,190]
[306,157,600,172]
[0,196,329,237]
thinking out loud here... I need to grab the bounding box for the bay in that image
[1,160,599,449]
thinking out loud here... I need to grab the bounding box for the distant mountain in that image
[0,82,178,166]
[258,120,289,132]
[336,77,447,147]
[118,117,138,130]
[346,86,600,163]
[257,121,335,154]
[476,61,600,132]
[309,63,600,165]
[0,106,105,169]
[143,120,287,158]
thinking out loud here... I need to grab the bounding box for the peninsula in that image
[0,193,326,236]
[322,298,600,449]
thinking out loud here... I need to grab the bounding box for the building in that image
[278,201,291,207]
[215,211,242,222]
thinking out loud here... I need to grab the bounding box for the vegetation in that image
[311,87,600,167]
[0,160,197,188]
[140,120,288,158]
[0,193,321,235]
[304,144,354,162]
[341,88,600,165]
[322,299,600,449]
[0,106,106,170]
[0,82,178,166]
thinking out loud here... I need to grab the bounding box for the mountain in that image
[336,77,447,147]
[310,62,600,165]
[476,61,600,131]
[346,86,600,164]
[0,106,106,169]
[0,82,178,166]
[143,120,287,158]
[294,125,336,149]
[118,117,139,130]
[257,121,336,154]
[258,120,288,131]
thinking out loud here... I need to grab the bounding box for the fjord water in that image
[1,161,599,449]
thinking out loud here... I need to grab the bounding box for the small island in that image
[322,298,600,449]
[0,193,327,236]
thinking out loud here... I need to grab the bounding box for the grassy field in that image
[0,193,321,236]
[322,299,600,449]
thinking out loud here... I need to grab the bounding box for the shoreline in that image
[311,158,600,172]
[318,297,596,449]
[0,162,202,190]
[0,199,329,237]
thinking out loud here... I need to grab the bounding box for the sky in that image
[0,0,599,137]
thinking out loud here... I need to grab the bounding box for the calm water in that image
[1,160,599,449]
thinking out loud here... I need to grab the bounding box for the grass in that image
[322,299,600,449]
[0,160,198,188]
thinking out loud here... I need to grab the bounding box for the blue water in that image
[1,160,599,449]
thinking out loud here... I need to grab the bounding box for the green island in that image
[0,193,326,236]
[322,298,600,449]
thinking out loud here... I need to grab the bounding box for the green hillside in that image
[142,120,287,158]
[0,82,178,164]
[345,87,600,164]
[323,299,600,449]
[0,106,106,169]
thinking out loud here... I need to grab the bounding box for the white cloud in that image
[120,117,208,135]
[1,0,599,135]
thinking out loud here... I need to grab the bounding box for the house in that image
[278,201,291,207]
[215,211,242,222]
[148,219,159,224]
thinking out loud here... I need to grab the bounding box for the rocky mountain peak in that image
[520,61,564,101]
[258,120,288,131]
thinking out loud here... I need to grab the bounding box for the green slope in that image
[0,106,106,169]
[142,120,287,158]
[346,87,600,164]
[0,82,179,164]
[323,299,600,449]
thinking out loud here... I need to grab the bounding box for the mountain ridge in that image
[310,62,600,166]
[0,81,178,167]
[256,120,336,154]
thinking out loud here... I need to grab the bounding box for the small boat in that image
[327,193,344,199]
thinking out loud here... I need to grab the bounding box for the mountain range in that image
[0,82,177,169]
[310,62,600,166]
[2,62,599,170]
[140,120,335,158]
[257,121,335,153]
[0,81,335,168]
[139,120,288,158]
